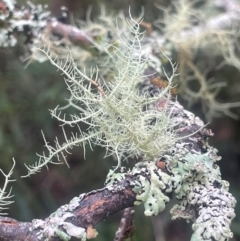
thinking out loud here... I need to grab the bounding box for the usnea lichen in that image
[0,2,234,239]
[22,15,177,177]
[0,159,16,215]
[155,0,240,120]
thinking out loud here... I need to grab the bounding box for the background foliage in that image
[0,0,240,240]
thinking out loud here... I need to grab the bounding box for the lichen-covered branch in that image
[106,93,236,241]
[114,208,135,241]
[0,1,237,241]
[0,177,136,241]
[0,96,236,241]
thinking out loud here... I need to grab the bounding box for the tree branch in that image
[0,177,136,241]
[1,95,235,240]
[0,1,237,240]
[114,208,135,241]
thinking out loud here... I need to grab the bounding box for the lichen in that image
[131,161,172,216]
[105,169,126,186]
[31,195,87,240]
[169,150,236,241]
[0,1,50,48]
[2,2,233,239]
[105,98,236,241]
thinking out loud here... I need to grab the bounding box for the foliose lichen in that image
[106,98,236,241]
[169,152,236,241]
[0,0,50,48]
[131,161,172,216]
[31,195,87,241]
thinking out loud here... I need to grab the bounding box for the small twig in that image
[89,78,106,96]
[114,208,135,241]
[44,19,93,48]
[140,21,153,35]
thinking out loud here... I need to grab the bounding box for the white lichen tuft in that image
[23,14,178,177]
[0,159,16,215]
[155,0,240,120]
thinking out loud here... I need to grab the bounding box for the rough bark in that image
[0,177,136,241]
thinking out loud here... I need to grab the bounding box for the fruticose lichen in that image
[1,2,234,239]
[156,0,240,120]
[22,14,178,178]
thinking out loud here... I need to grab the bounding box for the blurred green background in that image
[0,0,240,240]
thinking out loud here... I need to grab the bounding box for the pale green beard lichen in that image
[14,7,235,240]
[0,159,16,215]
[23,15,177,177]
[157,0,240,120]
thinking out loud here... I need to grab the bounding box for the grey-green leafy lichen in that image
[106,98,236,241]
[31,195,86,241]
[105,169,126,186]
[162,102,236,241]
[169,151,236,241]
[175,152,233,241]
[105,160,172,216]
[131,161,172,216]
[0,0,50,48]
